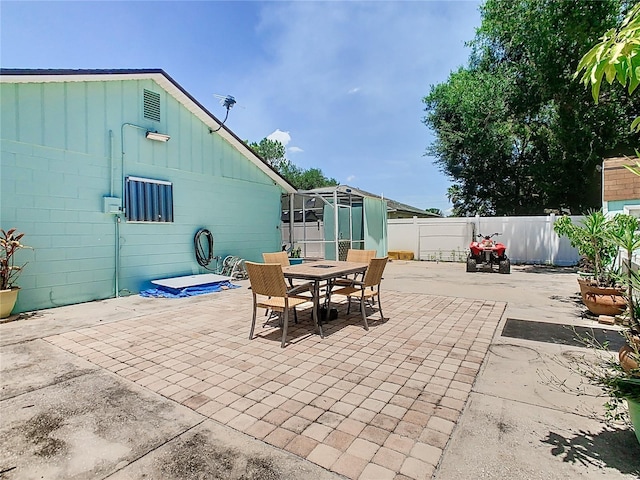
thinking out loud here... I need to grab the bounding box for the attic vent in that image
[143,89,161,122]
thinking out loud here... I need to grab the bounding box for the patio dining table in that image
[282,260,368,338]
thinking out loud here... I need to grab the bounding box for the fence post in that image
[548,213,556,265]
[413,216,420,260]
[474,214,480,241]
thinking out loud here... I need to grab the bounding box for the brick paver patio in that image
[45,287,504,480]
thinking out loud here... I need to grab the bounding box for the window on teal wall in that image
[125,176,174,222]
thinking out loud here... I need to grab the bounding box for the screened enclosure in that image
[281,185,388,260]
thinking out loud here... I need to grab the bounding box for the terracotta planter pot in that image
[619,345,639,374]
[577,278,626,316]
[0,287,20,319]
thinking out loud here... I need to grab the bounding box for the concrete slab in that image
[384,261,588,325]
[0,370,203,479]
[109,419,342,480]
[473,341,607,416]
[436,393,640,479]
[0,339,98,401]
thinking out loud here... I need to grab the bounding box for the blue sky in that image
[1,1,482,213]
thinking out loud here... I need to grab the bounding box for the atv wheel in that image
[499,258,510,274]
[466,257,477,273]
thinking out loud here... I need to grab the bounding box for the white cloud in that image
[348,87,361,94]
[267,129,291,146]
[346,175,356,182]
[288,146,303,154]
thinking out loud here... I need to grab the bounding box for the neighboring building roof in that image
[299,185,439,218]
[0,68,296,194]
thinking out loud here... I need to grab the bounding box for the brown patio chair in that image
[346,248,377,263]
[330,256,388,330]
[333,249,377,286]
[263,251,312,291]
[262,251,290,267]
[246,261,313,348]
[325,249,377,307]
[262,251,312,322]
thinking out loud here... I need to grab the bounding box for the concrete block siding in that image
[1,72,286,313]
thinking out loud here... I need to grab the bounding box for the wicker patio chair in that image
[324,249,377,308]
[346,249,377,263]
[329,256,388,330]
[246,261,313,348]
[332,249,377,286]
[263,251,313,291]
[262,251,290,267]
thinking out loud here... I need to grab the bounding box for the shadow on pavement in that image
[519,265,579,275]
[542,427,640,476]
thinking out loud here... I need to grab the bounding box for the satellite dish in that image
[210,94,238,133]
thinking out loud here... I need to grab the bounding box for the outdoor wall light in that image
[145,131,171,142]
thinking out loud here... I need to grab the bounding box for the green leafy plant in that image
[608,214,640,329]
[574,3,640,132]
[576,331,640,423]
[544,330,640,424]
[553,210,619,285]
[0,228,31,290]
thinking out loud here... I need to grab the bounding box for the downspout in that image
[120,123,147,212]
[108,129,119,297]
[109,130,115,197]
[115,216,121,297]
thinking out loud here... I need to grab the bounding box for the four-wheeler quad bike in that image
[466,232,510,274]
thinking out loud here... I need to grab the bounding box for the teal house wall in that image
[1,69,295,313]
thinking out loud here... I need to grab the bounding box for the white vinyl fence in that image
[388,214,582,266]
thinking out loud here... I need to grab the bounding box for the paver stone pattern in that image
[46,287,504,480]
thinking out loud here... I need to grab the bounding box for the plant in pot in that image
[607,213,640,331]
[571,330,640,445]
[288,245,303,265]
[0,228,31,319]
[553,210,625,316]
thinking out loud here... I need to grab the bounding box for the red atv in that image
[466,232,510,274]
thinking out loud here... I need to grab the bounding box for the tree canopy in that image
[248,138,338,190]
[575,3,640,115]
[423,0,640,216]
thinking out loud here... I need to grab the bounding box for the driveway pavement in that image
[1,261,639,479]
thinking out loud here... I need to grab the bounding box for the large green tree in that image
[248,138,337,190]
[247,138,288,172]
[424,0,639,216]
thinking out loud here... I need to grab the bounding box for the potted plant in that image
[574,330,640,445]
[288,245,303,265]
[554,210,626,316]
[607,214,640,331]
[0,228,31,318]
